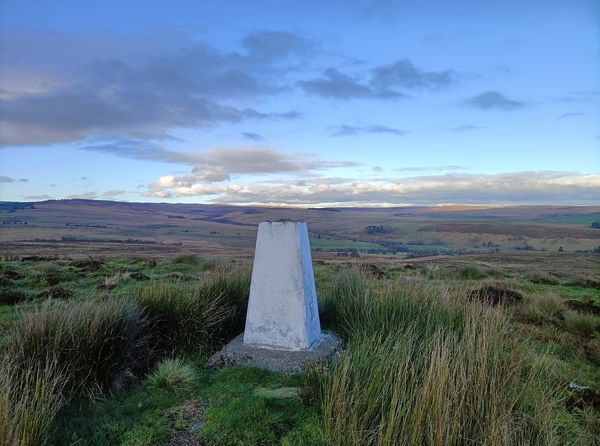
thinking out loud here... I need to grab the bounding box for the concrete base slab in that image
[206,332,342,374]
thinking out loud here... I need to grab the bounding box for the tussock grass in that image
[131,266,250,353]
[517,291,565,324]
[147,358,195,393]
[0,359,65,446]
[101,272,130,288]
[458,265,489,280]
[563,310,600,337]
[4,299,146,399]
[172,254,202,265]
[312,270,571,446]
[131,280,229,355]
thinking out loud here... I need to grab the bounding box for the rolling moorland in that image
[0,199,599,445]
[2,199,600,260]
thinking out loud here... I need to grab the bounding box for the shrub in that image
[0,359,66,446]
[517,292,565,324]
[458,265,489,280]
[4,299,147,399]
[563,311,600,337]
[172,254,202,265]
[527,272,560,285]
[147,358,195,393]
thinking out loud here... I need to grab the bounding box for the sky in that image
[0,0,599,206]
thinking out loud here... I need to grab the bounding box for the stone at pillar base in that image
[205,332,342,374]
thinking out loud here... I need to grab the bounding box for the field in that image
[1,200,599,445]
[1,200,600,261]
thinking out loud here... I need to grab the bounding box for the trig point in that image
[206,221,341,373]
[244,221,321,350]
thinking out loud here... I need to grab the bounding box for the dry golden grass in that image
[0,359,65,446]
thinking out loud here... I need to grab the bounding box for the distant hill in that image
[1,199,599,259]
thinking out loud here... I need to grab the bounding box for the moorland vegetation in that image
[0,255,599,445]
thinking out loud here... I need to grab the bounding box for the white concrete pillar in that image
[243,222,322,351]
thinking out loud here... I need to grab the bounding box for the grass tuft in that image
[4,299,146,400]
[517,292,565,324]
[131,269,249,355]
[147,358,195,393]
[563,310,600,337]
[172,254,202,265]
[0,359,66,446]
[458,265,489,280]
[311,269,571,446]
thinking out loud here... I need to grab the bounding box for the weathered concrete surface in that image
[206,332,342,373]
[243,221,321,351]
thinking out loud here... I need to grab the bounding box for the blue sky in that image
[0,0,598,206]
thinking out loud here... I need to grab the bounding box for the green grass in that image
[563,310,600,337]
[523,283,600,305]
[310,238,382,251]
[130,280,231,355]
[50,360,323,446]
[2,258,599,446]
[147,358,196,393]
[542,213,600,223]
[0,359,65,446]
[458,265,490,280]
[516,292,565,324]
[4,299,146,400]
[313,270,578,445]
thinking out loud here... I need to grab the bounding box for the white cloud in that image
[143,171,600,206]
[102,189,126,197]
[23,194,51,200]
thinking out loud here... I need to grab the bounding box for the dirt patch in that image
[168,273,197,282]
[469,286,524,306]
[72,259,104,271]
[166,431,202,446]
[355,263,389,279]
[130,272,150,281]
[0,290,30,305]
[565,300,600,316]
[164,399,211,446]
[1,270,24,280]
[584,339,600,362]
[40,273,62,286]
[21,255,59,261]
[567,387,600,410]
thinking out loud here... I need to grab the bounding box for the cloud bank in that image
[0,28,462,147]
[0,30,309,146]
[143,171,600,206]
[298,59,457,100]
